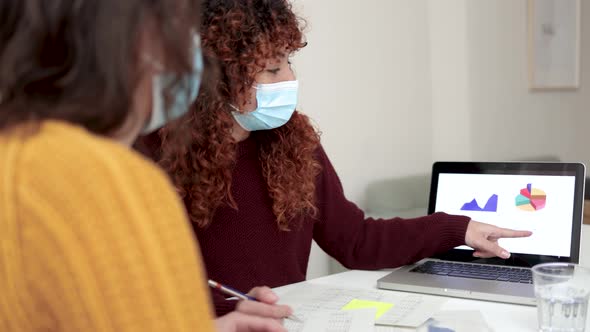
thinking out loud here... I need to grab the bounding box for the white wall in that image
[465,1,590,165]
[429,1,472,161]
[294,0,590,279]
[294,0,435,206]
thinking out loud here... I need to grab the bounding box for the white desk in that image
[275,270,590,332]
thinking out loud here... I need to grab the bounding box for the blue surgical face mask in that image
[142,35,204,134]
[231,80,298,131]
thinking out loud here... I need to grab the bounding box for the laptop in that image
[377,161,585,306]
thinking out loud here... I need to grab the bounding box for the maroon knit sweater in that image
[135,133,471,317]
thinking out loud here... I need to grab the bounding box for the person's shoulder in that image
[18,120,174,201]
[313,142,331,165]
[23,120,164,174]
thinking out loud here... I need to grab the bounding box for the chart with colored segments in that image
[515,183,546,211]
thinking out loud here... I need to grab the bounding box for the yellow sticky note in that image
[341,299,394,319]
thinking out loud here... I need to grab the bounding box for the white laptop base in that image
[378,258,536,306]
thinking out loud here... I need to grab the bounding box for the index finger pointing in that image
[496,228,533,238]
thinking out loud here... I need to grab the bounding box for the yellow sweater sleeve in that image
[0,122,215,332]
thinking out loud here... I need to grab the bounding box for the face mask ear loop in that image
[228,104,242,113]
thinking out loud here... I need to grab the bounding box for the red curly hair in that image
[159,0,322,230]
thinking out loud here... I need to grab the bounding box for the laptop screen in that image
[429,162,585,265]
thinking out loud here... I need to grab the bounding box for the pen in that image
[208,279,257,301]
[208,279,303,322]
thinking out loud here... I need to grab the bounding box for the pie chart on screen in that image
[515,183,546,211]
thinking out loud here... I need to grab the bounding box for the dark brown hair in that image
[156,0,322,230]
[0,0,203,134]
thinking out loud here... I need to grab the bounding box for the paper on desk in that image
[283,308,375,332]
[293,308,376,332]
[374,326,414,332]
[374,310,492,332]
[416,310,493,332]
[377,294,446,327]
[279,284,446,328]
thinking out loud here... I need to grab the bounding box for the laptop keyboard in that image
[410,260,533,283]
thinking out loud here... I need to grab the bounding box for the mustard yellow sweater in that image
[0,121,215,331]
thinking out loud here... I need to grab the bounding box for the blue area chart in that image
[460,194,498,212]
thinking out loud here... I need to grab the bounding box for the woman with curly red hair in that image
[136,0,531,318]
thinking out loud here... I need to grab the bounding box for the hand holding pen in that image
[209,280,302,322]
